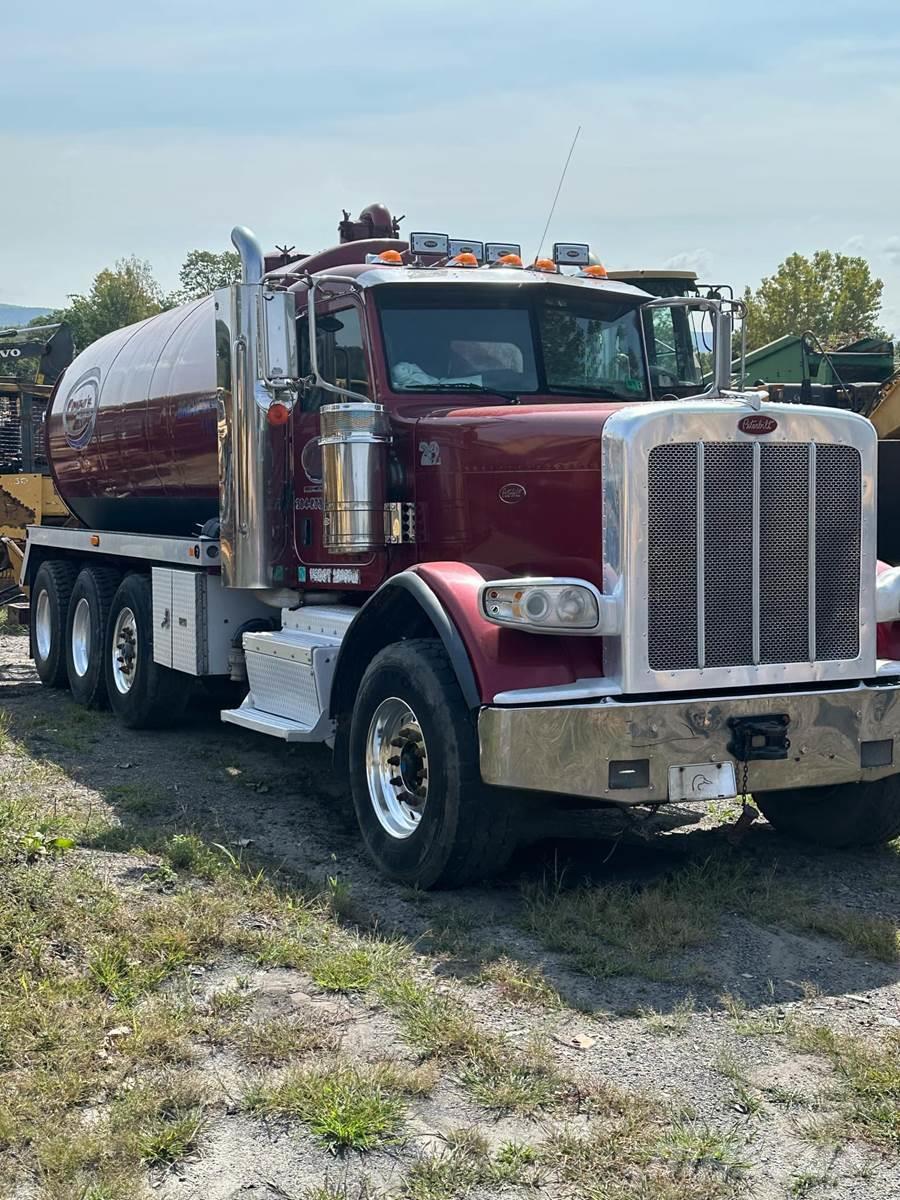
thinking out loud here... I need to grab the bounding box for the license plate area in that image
[668,761,737,803]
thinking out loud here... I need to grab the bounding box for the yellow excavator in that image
[0,323,74,604]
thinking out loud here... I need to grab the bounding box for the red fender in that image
[411,561,605,704]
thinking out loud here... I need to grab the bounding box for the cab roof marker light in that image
[449,238,484,262]
[366,249,404,264]
[580,263,608,279]
[449,252,479,268]
[553,242,591,267]
[485,242,522,263]
[531,257,558,273]
[409,232,449,256]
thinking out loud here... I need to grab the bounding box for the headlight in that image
[481,578,604,633]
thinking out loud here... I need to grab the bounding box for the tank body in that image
[46,297,219,533]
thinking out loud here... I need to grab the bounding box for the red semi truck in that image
[21,204,900,886]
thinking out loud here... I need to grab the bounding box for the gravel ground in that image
[2,627,899,1198]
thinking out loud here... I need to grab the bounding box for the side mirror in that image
[259,290,298,385]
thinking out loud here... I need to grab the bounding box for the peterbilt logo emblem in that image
[499,482,527,504]
[62,368,101,449]
[738,415,778,435]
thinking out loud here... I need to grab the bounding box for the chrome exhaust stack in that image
[216,226,299,588]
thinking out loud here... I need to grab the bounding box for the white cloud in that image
[841,234,865,254]
[884,237,900,266]
[663,249,714,278]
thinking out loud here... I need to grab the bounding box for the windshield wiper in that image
[399,382,523,404]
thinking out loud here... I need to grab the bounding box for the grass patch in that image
[656,1118,751,1175]
[522,854,899,982]
[719,992,791,1037]
[714,1049,763,1116]
[641,993,696,1036]
[244,1062,419,1150]
[235,1013,340,1063]
[478,955,562,1009]
[403,1130,543,1197]
[789,1022,900,1148]
[380,974,564,1115]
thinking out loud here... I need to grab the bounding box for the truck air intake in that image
[319,402,391,553]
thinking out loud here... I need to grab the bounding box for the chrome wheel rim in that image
[111,606,138,694]
[71,597,91,677]
[365,697,429,840]
[35,590,52,660]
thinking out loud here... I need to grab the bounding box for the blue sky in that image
[3,0,899,332]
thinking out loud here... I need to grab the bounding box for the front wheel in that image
[348,639,516,888]
[104,573,190,729]
[756,776,900,848]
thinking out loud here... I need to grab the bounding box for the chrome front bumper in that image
[478,682,900,803]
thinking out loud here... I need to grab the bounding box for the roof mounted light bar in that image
[485,242,522,263]
[553,242,591,267]
[409,232,449,256]
[448,238,484,262]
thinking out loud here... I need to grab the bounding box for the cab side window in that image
[299,306,370,412]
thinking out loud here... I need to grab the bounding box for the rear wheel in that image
[32,559,78,688]
[756,777,900,848]
[348,639,516,888]
[104,573,190,729]
[66,566,120,707]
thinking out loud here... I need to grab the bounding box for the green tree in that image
[167,249,241,305]
[46,257,163,352]
[743,250,885,352]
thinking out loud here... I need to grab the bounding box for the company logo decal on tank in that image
[499,482,527,504]
[62,367,102,449]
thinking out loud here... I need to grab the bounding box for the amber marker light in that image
[582,263,608,278]
[531,257,558,273]
[498,253,523,266]
[377,249,404,263]
[266,402,292,426]
[89,535,100,546]
[449,252,479,267]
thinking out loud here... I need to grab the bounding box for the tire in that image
[104,573,191,729]
[756,777,900,848]
[348,639,516,888]
[32,559,78,688]
[65,566,120,708]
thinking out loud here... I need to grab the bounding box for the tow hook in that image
[725,715,791,844]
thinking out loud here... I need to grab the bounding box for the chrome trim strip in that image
[22,524,218,566]
[808,441,817,662]
[752,441,761,665]
[696,442,706,669]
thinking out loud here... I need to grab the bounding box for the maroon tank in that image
[46,297,220,534]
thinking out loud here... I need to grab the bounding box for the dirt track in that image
[2,626,899,1199]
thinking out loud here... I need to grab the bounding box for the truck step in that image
[221,702,329,742]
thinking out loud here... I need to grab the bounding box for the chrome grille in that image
[647,441,861,672]
[647,444,697,670]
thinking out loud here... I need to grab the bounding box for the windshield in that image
[377,286,648,400]
[643,305,707,395]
